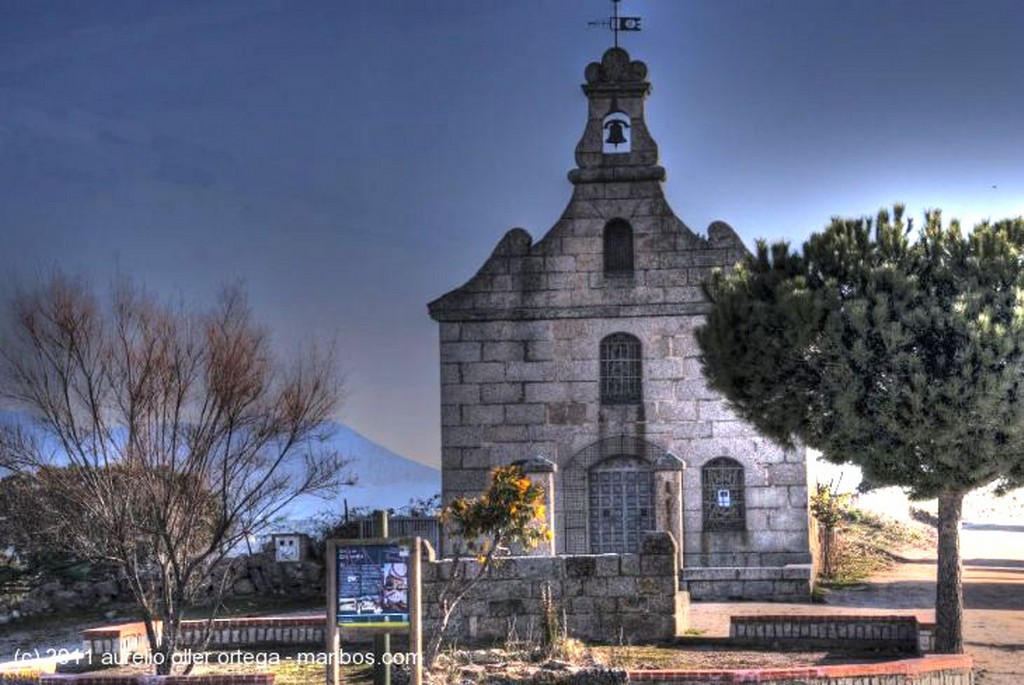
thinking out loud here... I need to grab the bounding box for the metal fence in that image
[356,515,441,553]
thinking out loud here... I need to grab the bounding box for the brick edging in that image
[730,614,917,623]
[627,654,973,682]
[81,616,326,637]
[41,675,274,685]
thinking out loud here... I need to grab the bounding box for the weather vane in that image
[588,0,642,48]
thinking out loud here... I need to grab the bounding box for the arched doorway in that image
[589,456,653,554]
[561,435,671,555]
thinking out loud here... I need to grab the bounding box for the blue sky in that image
[1,0,1022,467]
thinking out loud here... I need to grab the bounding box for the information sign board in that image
[335,542,410,628]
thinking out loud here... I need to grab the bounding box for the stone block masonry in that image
[682,565,813,601]
[729,614,920,654]
[422,532,687,644]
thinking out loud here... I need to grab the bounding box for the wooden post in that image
[326,540,340,685]
[372,511,391,685]
[371,509,389,539]
[410,537,423,685]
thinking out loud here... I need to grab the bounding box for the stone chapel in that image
[428,47,815,600]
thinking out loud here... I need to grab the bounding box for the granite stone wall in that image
[422,532,686,644]
[435,303,815,599]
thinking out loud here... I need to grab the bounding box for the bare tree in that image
[0,275,347,674]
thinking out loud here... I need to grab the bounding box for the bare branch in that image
[0,274,348,675]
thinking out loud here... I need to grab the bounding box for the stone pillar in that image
[652,453,685,568]
[522,455,557,556]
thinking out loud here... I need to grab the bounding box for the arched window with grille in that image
[702,457,746,531]
[603,219,634,275]
[600,333,642,404]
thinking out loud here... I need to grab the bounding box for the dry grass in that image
[589,644,887,670]
[81,651,371,685]
[4,644,904,685]
[823,509,936,585]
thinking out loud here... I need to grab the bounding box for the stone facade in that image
[422,532,686,644]
[428,47,814,599]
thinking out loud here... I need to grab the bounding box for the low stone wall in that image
[729,614,919,653]
[682,565,812,601]
[82,617,324,664]
[228,554,323,599]
[41,676,273,685]
[2,550,322,626]
[1,579,127,621]
[423,532,687,644]
[180,617,324,649]
[626,654,973,684]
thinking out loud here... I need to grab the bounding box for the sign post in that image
[371,512,390,685]
[326,535,423,685]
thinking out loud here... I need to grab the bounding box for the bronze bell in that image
[604,119,629,147]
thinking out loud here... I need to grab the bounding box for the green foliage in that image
[441,465,550,555]
[697,240,823,446]
[699,206,1024,499]
[700,207,1024,652]
[810,482,851,530]
[428,466,550,666]
[0,471,98,594]
[401,493,442,517]
[811,481,852,580]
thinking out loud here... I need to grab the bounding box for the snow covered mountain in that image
[281,422,440,522]
[0,411,440,532]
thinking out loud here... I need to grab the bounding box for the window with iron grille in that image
[600,333,642,404]
[702,457,746,531]
[603,219,634,275]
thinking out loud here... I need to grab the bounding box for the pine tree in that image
[698,206,1024,653]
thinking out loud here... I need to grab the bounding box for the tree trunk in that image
[934,490,965,654]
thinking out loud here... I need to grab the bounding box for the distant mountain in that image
[280,422,440,524]
[0,411,440,533]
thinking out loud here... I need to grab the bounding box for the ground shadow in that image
[967,642,1024,653]
[827,580,1024,611]
[964,559,1024,570]
[962,523,1024,533]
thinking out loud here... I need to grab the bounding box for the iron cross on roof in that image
[588,0,642,48]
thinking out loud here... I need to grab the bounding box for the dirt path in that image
[830,528,1024,685]
[690,528,1024,685]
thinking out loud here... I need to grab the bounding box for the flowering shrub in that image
[441,465,550,555]
[0,669,42,685]
[430,465,551,665]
